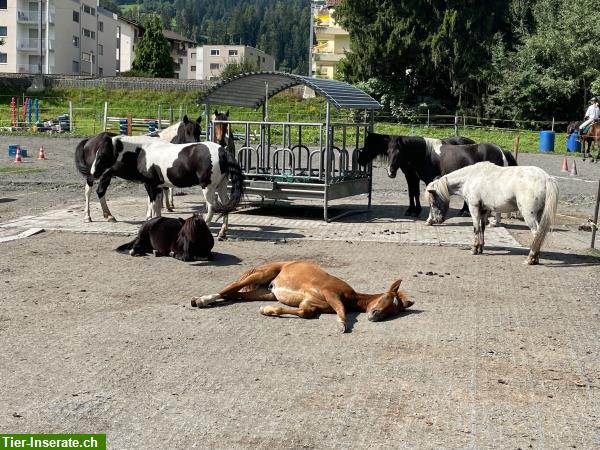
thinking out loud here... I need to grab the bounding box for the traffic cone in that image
[570,159,578,176]
[561,156,569,172]
[14,146,22,163]
[38,145,46,160]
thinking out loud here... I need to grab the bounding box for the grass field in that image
[0,87,574,154]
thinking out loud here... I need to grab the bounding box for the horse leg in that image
[260,300,318,321]
[192,264,282,307]
[321,290,349,333]
[202,186,216,231]
[83,180,93,222]
[468,204,485,255]
[405,172,421,217]
[163,187,174,212]
[216,182,230,241]
[97,174,116,222]
[144,184,162,220]
[459,201,470,217]
[521,208,541,265]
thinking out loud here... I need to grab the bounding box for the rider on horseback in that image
[579,97,600,133]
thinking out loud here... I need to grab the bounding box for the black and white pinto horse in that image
[91,137,244,240]
[426,162,558,265]
[75,117,200,222]
[357,133,476,217]
[115,214,214,261]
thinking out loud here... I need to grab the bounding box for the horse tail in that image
[115,238,137,253]
[503,149,518,166]
[530,176,559,257]
[213,149,245,215]
[75,138,91,177]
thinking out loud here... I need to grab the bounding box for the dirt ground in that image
[1,136,600,449]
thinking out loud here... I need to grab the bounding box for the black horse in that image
[116,214,214,261]
[357,133,476,216]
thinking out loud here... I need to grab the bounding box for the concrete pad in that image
[0,193,523,249]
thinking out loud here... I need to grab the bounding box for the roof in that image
[163,29,196,45]
[197,72,382,110]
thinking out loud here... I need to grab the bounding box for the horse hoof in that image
[260,306,276,316]
[217,235,228,241]
[83,217,92,223]
[191,297,199,307]
[337,320,348,333]
[107,216,116,223]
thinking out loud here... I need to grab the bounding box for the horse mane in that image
[180,215,205,243]
[430,176,451,205]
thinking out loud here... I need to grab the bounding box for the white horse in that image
[425,162,558,265]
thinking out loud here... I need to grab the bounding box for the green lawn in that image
[0,87,573,154]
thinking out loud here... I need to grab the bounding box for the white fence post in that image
[103,101,108,131]
[69,101,73,132]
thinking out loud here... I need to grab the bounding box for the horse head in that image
[425,177,451,225]
[212,109,230,146]
[357,132,388,166]
[89,133,120,179]
[365,279,413,322]
[386,138,404,178]
[176,115,202,143]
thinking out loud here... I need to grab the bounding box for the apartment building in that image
[311,0,349,79]
[0,0,126,76]
[190,45,275,81]
[162,29,196,79]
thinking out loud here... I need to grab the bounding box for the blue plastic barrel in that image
[567,132,581,153]
[539,130,555,152]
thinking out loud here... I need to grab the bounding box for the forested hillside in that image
[109,0,310,74]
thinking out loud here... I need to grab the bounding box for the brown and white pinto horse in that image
[191,261,413,333]
[212,110,235,157]
[579,122,600,162]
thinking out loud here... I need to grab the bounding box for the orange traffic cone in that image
[38,145,46,160]
[561,156,569,172]
[570,159,578,176]
[14,146,22,163]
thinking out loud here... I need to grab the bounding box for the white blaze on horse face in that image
[424,138,443,156]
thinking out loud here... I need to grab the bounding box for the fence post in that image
[454,115,458,136]
[127,114,132,136]
[513,135,520,162]
[103,101,108,131]
[551,117,555,131]
[69,101,74,133]
[427,109,430,127]
[169,106,173,126]
[158,104,162,129]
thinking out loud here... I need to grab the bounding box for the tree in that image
[132,15,175,78]
[485,0,600,121]
[220,58,259,80]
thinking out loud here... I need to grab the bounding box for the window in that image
[210,49,219,56]
[82,28,95,39]
[191,52,196,59]
[0,53,7,64]
[83,5,95,15]
[99,67,103,76]
[72,60,79,73]
[190,65,196,71]
[98,44,103,55]
[228,49,238,56]
[262,57,265,62]
[98,21,103,32]
[73,36,79,47]
[0,26,7,37]
[73,10,79,22]
[0,0,7,9]
[209,63,220,70]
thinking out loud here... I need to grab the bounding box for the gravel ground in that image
[1,135,600,449]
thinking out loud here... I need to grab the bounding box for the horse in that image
[425,162,558,265]
[212,109,236,157]
[357,132,485,217]
[92,138,245,240]
[568,120,594,157]
[115,214,214,261]
[155,115,202,211]
[190,260,414,333]
[578,122,600,162]
[75,117,201,223]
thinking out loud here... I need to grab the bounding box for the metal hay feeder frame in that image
[197,72,382,222]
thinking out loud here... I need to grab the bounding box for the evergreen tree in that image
[132,15,175,78]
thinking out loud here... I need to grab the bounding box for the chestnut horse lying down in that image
[116,214,214,261]
[191,261,413,333]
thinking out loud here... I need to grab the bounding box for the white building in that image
[0,0,130,76]
[190,45,275,80]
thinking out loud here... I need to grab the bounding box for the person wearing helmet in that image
[579,97,600,132]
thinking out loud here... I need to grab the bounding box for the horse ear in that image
[225,110,229,118]
[388,279,402,293]
[214,109,218,115]
[183,115,189,123]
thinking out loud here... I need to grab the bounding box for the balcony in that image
[17,64,41,74]
[17,9,55,24]
[18,39,55,52]
[312,52,345,63]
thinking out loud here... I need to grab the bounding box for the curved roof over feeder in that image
[197,71,382,110]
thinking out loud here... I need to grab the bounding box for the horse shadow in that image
[0,198,16,204]
[480,246,600,267]
[189,251,242,267]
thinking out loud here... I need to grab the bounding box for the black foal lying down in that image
[116,214,214,261]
